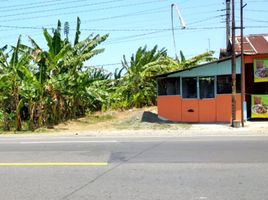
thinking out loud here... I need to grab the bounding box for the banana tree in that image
[112,45,167,109]
[27,18,109,126]
[0,36,32,131]
[112,46,217,109]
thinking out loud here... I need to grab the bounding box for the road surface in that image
[0,135,268,200]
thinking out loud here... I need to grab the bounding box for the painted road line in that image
[20,140,118,144]
[0,162,108,167]
[0,136,113,141]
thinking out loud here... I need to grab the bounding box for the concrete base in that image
[232,120,241,128]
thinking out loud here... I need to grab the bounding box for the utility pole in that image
[231,0,237,127]
[240,0,245,127]
[240,1,247,127]
[226,0,231,49]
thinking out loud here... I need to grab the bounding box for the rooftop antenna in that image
[171,3,186,61]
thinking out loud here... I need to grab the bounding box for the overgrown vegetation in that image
[0,18,216,131]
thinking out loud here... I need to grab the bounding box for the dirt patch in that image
[43,107,190,133]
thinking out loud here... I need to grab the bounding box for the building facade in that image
[156,57,242,123]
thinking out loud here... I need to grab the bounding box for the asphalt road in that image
[0,136,268,200]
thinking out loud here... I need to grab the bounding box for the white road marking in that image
[0,162,108,166]
[19,140,118,144]
[0,136,108,141]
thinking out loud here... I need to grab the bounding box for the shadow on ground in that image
[141,111,174,124]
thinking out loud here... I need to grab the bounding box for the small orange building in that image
[156,34,268,123]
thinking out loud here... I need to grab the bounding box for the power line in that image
[182,3,219,10]
[187,26,225,30]
[83,28,171,32]
[183,10,219,17]
[93,63,122,67]
[105,30,167,44]
[1,1,267,46]
[244,17,268,23]
[247,25,268,28]
[105,34,172,45]
[1,24,267,48]
[98,24,268,46]
[0,25,172,32]
[0,0,125,18]
[187,15,223,25]
[0,0,88,10]
[0,24,227,32]
[102,27,211,45]
[178,0,194,5]
[0,0,167,23]
[246,0,268,2]
[29,6,167,28]
[46,7,219,27]
[0,0,98,12]
[103,29,201,46]
[0,25,46,30]
[51,8,220,31]
[82,7,168,23]
[245,9,268,12]
[0,14,169,32]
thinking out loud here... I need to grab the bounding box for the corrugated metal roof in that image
[153,55,240,78]
[235,34,268,55]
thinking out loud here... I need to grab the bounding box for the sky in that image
[0,0,268,73]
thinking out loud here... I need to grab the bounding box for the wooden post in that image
[231,0,237,127]
[226,0,231,49]
[240,0,246,127]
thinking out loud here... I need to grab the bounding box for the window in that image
[217,75,241,94]
[157,78,180,96]
[158,79,167,95]
[182,77,197,98]
[199,76,215,99]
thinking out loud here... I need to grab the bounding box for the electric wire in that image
[0,0,267,65]
[0,0,109,12]
[0,0,126,18]
[1,0,148,11]
[0,0,167,22]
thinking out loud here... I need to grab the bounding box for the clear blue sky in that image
[0,0,267,72]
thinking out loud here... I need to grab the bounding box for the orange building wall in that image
[157,96,182,122]
[181,100,199,122]
[157,95,242,123]
[199,99,216,122]
[216,95,241,122]
[244,54,268,64]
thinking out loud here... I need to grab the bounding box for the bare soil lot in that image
[50,107,190,134]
